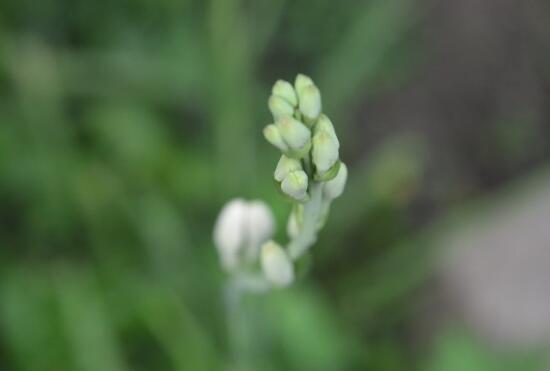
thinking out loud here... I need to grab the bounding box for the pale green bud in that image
[263,124,288,151]
[315,114,339,147]
[295,73,314,93]
[268,95,294,120]
[323,162,348,199]
[298,84,322,121]
[312,130,339,174]
[261,240,294,287]
[272,80,297,107]
[276,116,311,151]
[281,170,308,201]
[274,155,302,182]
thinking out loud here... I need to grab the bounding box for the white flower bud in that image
[261,241,294,287]
[281,170,308,201]
[315,114,339,147]
[323,162,348,199]
[272,80,297,107]
[312,130,339,174]
[213,199,275,270]
[276,116,311,151]
[268,95,294,120]
[298,84,322,121]
[263,124,288,151]
[274,155,302,182]
[294,73,314,93]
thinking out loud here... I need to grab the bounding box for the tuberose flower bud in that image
[323,162,348,199]
[281,170,309,201]
[272,80,297,107]
[268,95,294,120]
[213,199,275,270]
[295,73,314,93]
[261,240,294,287]
[276,116,311,152]
[263,124,288,151]
[298,84,322,121]
[274,155,302,182]
[312,130,339,174]
[315,114,339,147]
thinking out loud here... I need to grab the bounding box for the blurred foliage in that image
[0,0,546,370]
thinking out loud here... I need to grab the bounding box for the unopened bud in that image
[274,155,302,182]
[213,199,275,270]
[272,80,297,107]
[295,73,314,93]
[261,241,294,287]
[269,95,294,120]
[276,116,311,152]
[323,162,348,199]
[263,124,288,151]
[315,114,339,147]
[281,170,309,201]
[312,130,339,174]
[298,84,322,121]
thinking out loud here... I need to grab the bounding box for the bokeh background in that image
[1,0,550,370]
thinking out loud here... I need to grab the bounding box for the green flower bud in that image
[298,84,322,121]
[276,116,311,151]
[312,130,339,174]
[281,170,308,201]
[272,80,297,106]
[315,114,339,147]
[295,73,314,93]
[261,240,294,287]
[263,124,288,151]
[274,155,302,182]
[323,162,348,199]
[268,95,294,120]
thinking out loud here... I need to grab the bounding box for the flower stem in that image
[287,182,324,260]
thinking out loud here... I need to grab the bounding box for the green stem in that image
[224,281,244,370]
[287,182,324,260]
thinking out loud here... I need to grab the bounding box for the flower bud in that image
[315,114,339,147]
[276,116,311,151]
[213,199,275,270]
[281,170,308,201]
[274,155,302,182]
[298,84,322,121]
[323,162,348,199]
[272,80,297,106]
[268,95,294,120]
[312,130,339,174]
[294,73,314,93]
[263,124,288,151]
[261,241,294,287]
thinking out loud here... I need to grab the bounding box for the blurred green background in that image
[1,0,550,370]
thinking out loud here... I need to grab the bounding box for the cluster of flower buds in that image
[213,74,347,289]
[264,74,347,201]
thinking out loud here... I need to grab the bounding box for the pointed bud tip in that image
[264,124,288,151]
[268,95,294,120]
[272,80,297,107]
